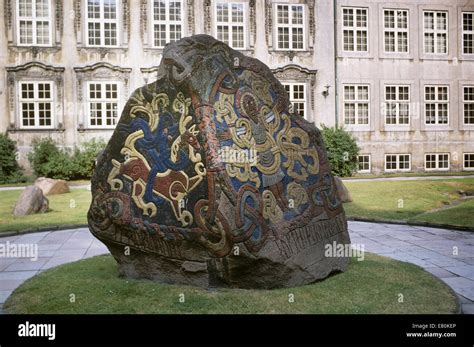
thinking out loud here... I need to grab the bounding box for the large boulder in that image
[88,35,351,289]
[34,177,70,195]
[334,177,353,203]
[13,186,49,216]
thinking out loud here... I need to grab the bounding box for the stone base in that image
[101,227,351,289]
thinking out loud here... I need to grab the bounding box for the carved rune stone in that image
[88,35,351,289]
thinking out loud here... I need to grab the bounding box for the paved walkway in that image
[0,222,473,314]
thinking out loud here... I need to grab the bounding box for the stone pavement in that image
[0,222,473,314]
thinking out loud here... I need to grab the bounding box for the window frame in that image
[463,85,474,125]
[150,0,184,49]
[214,2,247,50]
[16,0,53,46]
[384,84,410,126]
[282,82,307,120]
[18,81,55,129]
[424,153,450,171]
[384,154,411,172]
[383,8,409,54]
[422,10,448,55]
[84,0,121,48]
[424,85,449,125]
[343,84,370,126]
[85,81,120,129]
[357,154,371,173]
[274,3,306,51]
[463,153,474,171]
[341,6,369,52]
[462,11,474,55]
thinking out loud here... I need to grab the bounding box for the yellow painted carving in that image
[287,181,308,209]
[214,93,238,124]
[262,190,283,221]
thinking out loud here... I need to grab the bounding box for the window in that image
[19,82,53,128]
[215,2,245,49]
[357,155,371,173]
[383,9,408,53]
[385,85,410,125]
[385,154,411,171]
[464,153,474,170]
[17,0,52,45]
[425,153,449,170]
[423,11,447,54]
[464,86,474,124]
[283,83,306,118]
[86,82,119,128]
[86,0,119,47]
[152,0,182,48]
[275,4,304,50]
[425,85,449,125]
[343,85,369,125]
[463,12,473,54]
[342,7,368,52]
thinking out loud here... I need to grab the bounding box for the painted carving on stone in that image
[88,35,351,288]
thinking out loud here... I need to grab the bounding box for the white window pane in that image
[384,10,395,28]
[19,21,33,44]
[36,21,50,45]
[19,0,33,17]
[104,22,117,46]
[232,26,244,48]
[232,3,243,23]
[292,5,303,25]
[424,12,434,30]
[277,5,289,24]
[36,0,49,17]
[87,0,101,19]
[104,0,117,19]
[436,12,447,30]
[154,0,166,21]
[170,1,182,21]
[278,27,289,49]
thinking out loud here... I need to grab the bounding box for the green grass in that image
[4,253,458,314]
[0,189,90,233]
[344,178,474,228]
[411,198,474,228]
[0,178,473,233]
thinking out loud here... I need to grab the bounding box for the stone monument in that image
[88,35,351,289]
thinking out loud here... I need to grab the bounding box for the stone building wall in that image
[0,0,473,174]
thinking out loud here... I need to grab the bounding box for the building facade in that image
[337,0,474,174]
[0,0,473,174]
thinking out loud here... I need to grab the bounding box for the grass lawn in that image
[411,198,474,228]
[344,178,474,229]
[0,178,473,233]
[4,253,458,314]
[0,189,90,233]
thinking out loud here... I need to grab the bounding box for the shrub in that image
[320,125,360,177]
[28,138,105,180]
[28,137,64,178]
[0,133,25,184]
[71,139,106,179]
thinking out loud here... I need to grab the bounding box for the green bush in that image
[72,139,106,178]
[28,138,105,180]
[0,133,25,184]
[320,125,360,177]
